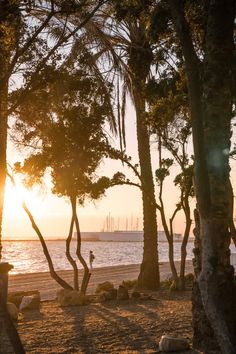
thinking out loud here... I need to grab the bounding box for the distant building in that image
[73,231,182,242]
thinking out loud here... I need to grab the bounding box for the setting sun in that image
[4,179,42,218]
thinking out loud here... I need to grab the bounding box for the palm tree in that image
[85,3,160,289]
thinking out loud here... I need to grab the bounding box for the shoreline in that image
[8,260,193,301]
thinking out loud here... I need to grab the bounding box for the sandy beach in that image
[8,260,201,354]
[8,260,193,300]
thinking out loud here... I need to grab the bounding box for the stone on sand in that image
[95,281,114,294]
[159,335,190,352]
[56,289,86,306]
[19,294,40,311]
[7,302,19,321]
[117,285,129,300]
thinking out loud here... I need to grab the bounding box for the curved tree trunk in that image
[22,201,73,290]
[7,171,73,290]
[71,196,90,295]
[66,214,79,290]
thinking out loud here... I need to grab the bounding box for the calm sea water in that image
[1,240,196,275]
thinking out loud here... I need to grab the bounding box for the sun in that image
[4,179,41,217]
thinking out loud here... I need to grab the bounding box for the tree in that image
[147,69,193,290]
[0,0,108,261]
[0,0,20,259]
[169,1,236,352]
[104,0,160,290]
[155,128,193,290]
[13,66,116,296]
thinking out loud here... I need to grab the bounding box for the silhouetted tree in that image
[14,67,116,295]
[169,1,236,352]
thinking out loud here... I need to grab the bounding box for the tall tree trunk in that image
[0,1,20,259]
[197,2,236,351]
[133,90,159,290]
[127,26,159,289]
[170,1,236,352]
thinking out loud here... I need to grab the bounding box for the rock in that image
[8,290,40,308]
[121,279,137,290]
[19,294,40,311]
[131,291,141,299]
[7,303,19,321]
[56,289,85,306]
[117,285,129,300]
[159,335,190,352]
[104,288,117,300]
[97,293,107,302]
[140,293,152,301]
[95,281,114,294]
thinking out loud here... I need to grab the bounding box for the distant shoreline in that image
[3,239,194,242]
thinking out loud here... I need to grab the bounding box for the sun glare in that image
[4,179,41,217]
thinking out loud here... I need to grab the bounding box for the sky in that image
[3,102,200,240]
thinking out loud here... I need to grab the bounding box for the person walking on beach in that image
[89,250,95,269]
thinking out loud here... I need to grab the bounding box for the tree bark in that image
[128,27,159,290]
[228,180,236,247]
[134,90,160,290]
[71,196,90,295]
[179,197,192,289]
[66,214,79,290]
[0,1,20,259]
[22,201,73,290]
[169,1,236,352]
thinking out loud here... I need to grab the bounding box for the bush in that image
[121,279,137,290]
[95,281,114,294]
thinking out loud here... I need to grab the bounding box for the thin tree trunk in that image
[70,196,90,295]
[66,214,79,290]
[179,203,192,290]
[157,135,179,288]
[160,207,179,287]
[7,172,73,290]
[22,202,73,290]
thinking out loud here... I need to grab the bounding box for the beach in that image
[8,260,201,354]
[6,261,204,354]
[9,261,193,300]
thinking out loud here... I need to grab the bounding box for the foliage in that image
[13,66,114,203]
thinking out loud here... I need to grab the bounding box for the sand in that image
[7,261,204,354]
[8,261,193,300]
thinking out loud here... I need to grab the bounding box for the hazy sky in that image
[5,101,234,240]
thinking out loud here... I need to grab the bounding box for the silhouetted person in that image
[89,250,95,269]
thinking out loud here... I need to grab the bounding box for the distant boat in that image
[73,231,182,242]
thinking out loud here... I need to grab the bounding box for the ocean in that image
[2,240,196,275]
[2,240,236,275]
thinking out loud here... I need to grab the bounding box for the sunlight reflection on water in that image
[1,240,198,274]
